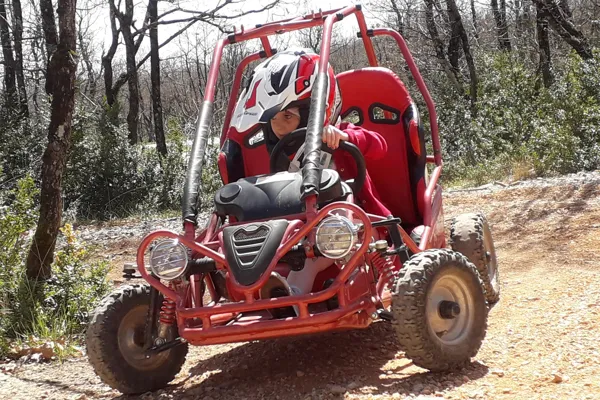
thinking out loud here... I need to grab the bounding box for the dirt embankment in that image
[1,173,600,400]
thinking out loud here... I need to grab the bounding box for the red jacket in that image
[334,122,391,217]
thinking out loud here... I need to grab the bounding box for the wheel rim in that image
[426,272,475,345]
[483,223,498,290]
[117,305,170,370]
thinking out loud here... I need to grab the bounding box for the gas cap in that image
[219,184,241,202]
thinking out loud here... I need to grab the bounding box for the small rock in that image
[462,375,470,383]
[328,384,346,394]
[422,389,432,395]
[413,383,425,392]
[491,369,505,377]
[502,389,511,394]
[552,373,563,383]
[296,370,305,377]
[30,353,44,363]
[392,393,402,399]
[347,382,360,390]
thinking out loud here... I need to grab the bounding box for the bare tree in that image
[0,0,17,108]
[77,14,97,99]
[491,0,512,50]
[446,0,478,113]
[12,0,28,116]
[470,0,479,39]
[389,0,405,36]
[39,0,58,60]
[298,26,323,53]
[424,0,463,92]
[103,0,120,108]
[149,0,166,156]
[536,1,554,87]
[532,0,593,59]
[26,0,79,280]
[118,0,141,144]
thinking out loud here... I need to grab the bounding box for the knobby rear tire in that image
[450,212,500,304]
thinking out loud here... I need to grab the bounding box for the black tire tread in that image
[392,249,488,372]
[450,213,500,304]
[86,284,188,394]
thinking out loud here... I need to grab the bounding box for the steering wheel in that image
[269,127,366,194]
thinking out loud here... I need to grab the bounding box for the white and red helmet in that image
[231,49,341,132]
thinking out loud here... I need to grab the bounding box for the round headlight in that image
[149,239,188,280]
[315,216,357,259]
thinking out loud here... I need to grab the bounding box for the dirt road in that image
[1,177,600,400]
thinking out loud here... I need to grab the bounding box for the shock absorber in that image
[155,294,177,345]
[159,297,177,325]
[369,240,396,293]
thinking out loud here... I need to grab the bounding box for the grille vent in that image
[233,225,270,268]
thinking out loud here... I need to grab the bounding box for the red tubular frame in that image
[149,5,445,345]
[138,202,376,344]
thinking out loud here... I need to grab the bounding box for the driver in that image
[232,48,391,217]
[231,49,391,300]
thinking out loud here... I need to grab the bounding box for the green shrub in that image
[440,52,600,187]
[0,175,111,358]
[64,112,221,221]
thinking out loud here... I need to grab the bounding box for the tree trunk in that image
[12,0,28,117]
[424,0,463,93]
[536,2,553,88]
[120,0,139,144]
[558,0,572,17]
[448,18,462,76]
[149,0,167,156]
[389,0,405,36]
[470,0,479,39]
[446,0,478,114]
[26,0,78,280]
[39,0,58,61]
[78,22,96,99]
[103,0,120,108]
[499,0,511,50]
[0,0,17,108]
[531,0,593,59]
[491,0,512,51]
[31,20,45,113]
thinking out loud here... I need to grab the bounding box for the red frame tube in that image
[203,39,227,102]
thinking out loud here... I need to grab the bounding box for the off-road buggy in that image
[86,5,500,394]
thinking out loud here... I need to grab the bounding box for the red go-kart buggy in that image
[86,5,500,394]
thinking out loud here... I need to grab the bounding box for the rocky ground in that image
[1,171,600,400]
